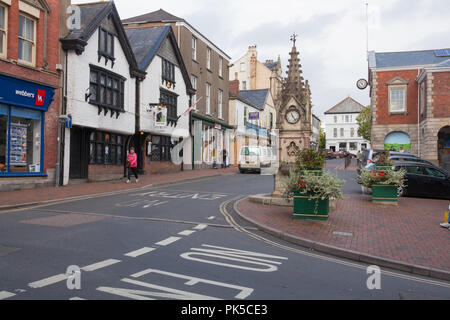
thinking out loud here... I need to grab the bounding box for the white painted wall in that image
[325,113,371,153]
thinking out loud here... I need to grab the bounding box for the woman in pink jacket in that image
[126,147,138,183]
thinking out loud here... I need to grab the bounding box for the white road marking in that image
[125,247,156,258]
[207,216,216,220]
[69,297,86,300]
[155,237,181,246]
[81,259,121,272]
[193,224,208,230]
[28,274,68,288]
[0,291,16,300]
[178,230,196,236]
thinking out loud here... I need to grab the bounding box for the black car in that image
[393,161,450,200]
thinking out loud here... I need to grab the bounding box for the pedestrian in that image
[222,149,228,168]
[356,150,361,168]
[126,147,138,183]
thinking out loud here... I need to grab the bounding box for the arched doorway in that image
[438,126,450,171]
[384,131,411,152]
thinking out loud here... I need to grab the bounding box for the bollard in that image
[441,205,450,228]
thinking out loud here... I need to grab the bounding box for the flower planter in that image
[300,168,323,177]
[293,192,329,220]
[371,184,398,204]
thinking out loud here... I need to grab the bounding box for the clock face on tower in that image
[285,108,300,124]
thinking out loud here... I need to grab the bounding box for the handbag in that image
[126,161,130,168]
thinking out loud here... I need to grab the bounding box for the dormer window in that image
[98,27,115,66]
[162,58,175,88]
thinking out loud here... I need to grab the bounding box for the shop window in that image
[151,135,177,161]
[89,66,125,112]
[349,142,357,151]
[89,131,124,165]
[0,4,7,58]
[18,14,36,65]
[0,104,43,174]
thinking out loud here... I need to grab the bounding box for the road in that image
[0,170,449,301]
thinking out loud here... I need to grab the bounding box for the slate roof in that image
[369,49,450,68]
[229,93,258,109]
[125,26,169,70]
[122,9,184,24]
[436,58,450,68]
[263,61,277,71]
[63,2,110,41]
[324,97,365,114]
[239,89,269,111]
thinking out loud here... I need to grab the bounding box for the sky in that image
[73,0,450,121]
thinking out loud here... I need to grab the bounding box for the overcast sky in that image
[73,0,450,121]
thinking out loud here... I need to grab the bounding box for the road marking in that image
[69,297,86,300]
[193,224,208,230]
[0,291,16,300]
[29,274,68,288]
[178,230,196,236]
[82,259,121,272]
[125,247,156,258]
[207,216,216,220]
[155,237,181,246]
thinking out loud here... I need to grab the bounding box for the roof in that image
[369,49,450,68]
[125,26,168,70]
[436,58,450,68]
[229,93,258,109]
[122,9,184,24]
[325,97,366,114]
[263,61,277,71]
[239,89,269,111]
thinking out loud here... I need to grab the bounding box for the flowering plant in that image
[283,169,345,200]
[373,151,393,167]
[296,148,325,169]
[358,168,406,188]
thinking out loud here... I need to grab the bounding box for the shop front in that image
[0,74,54,178]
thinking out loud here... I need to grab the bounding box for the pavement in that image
[0,167,238,211]
[234,161,450,281]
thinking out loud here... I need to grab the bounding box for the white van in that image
[238,146,275,173]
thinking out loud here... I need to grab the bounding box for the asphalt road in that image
[0,172,449,301]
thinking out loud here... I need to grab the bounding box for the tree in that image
[319,128,326,150]
[356,106,371,141]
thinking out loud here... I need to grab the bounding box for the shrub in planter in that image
[295,149,325,176]
[283,169,345,220]
[373,151,394,170]
[358,168,406,203]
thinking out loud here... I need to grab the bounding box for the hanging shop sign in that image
[155,105,168,127]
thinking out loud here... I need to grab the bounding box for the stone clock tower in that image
[273,35,313,197]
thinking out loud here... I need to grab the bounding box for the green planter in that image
[299,168,323,176]
[371,184,398,204]
[375,165,393,171]
[293,192,329,220]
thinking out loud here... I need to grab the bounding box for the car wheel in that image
[397,186,407,197]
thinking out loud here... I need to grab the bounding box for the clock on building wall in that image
[356,78,368,90]
[285,107,300,124]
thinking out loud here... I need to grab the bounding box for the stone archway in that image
[438,126,450,171]
[384,131,411,152]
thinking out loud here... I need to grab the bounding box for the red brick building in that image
[0,0,66,190]
[368,49,450,170]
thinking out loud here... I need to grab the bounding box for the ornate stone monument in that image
[272,34,313,197]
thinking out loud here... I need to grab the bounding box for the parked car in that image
[238,146,275,173]
[393,161,450,200]
[389,155,434,166]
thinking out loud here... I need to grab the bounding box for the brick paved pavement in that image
[236,194,450,276]
[0,167,238,210]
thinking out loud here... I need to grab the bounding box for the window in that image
[242,81,247,90]
[422,167,446,178]
[0,4,7,57]
[191,75,197,108]
[270,112,273,129]
[334,116,337,123]
[206,47,211,70]
[389,86,406,113]
[160,89,178,121]
[162,58,175,86]
[405,165,422,175]
[151,135,177,161]
[419,82,425,115]
[345,115,349,122]
[192,36,197,61]
[89,131,124,165]
[18,14,36,65]
[218,90,223,119]
[340,128,344,137]
[333,128,337,138]
[98,28,114,59]
[206,83,211,114]
[244,106,248,124]
[0,104,43,174]
[350,127,355,137]
[219,57,223,77]
[339,142,347,151]
[349,142,357,151]
[89,66,125,111]
[240,62,246,72]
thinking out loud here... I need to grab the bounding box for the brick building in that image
[0,0,64,191]
[368,49,450,170]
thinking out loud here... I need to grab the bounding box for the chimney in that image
[229,72,239,95]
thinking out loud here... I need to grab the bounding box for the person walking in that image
[126,147,138,183]
[356,150,361,168]
[222,149,228,168]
